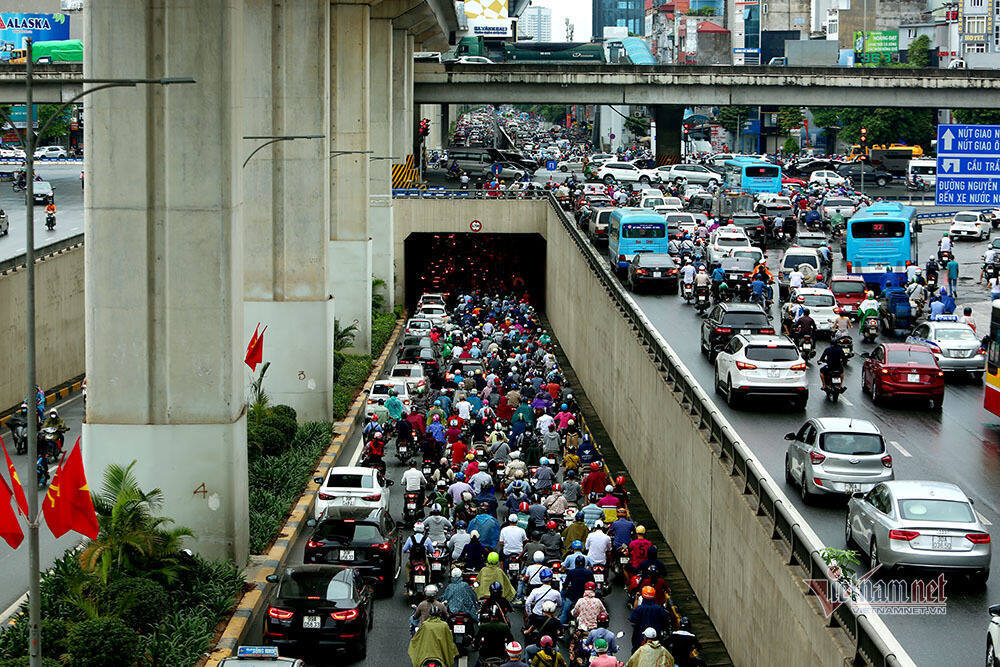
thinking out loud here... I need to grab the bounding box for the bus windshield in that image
[851,220,905,238]
[622,223,666,239]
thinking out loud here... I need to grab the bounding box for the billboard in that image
[853,30,898,66]
[464,0,512,38]
[0,13,70,58]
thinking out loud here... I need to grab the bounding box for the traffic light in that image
[417,118,430,138]
[683,124,691,135]
[860,127,867,144]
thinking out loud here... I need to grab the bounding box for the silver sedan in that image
[905,319,986,378]
[846,480,991,584]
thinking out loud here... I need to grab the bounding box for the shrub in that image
[337,354,372,388]
[269,403,297,425]
[67,617,141,667]
[0,657,61,667]
[259,411,297,443]
[371,311,397,360]
[142,610,212,667]
[253,424,286,457]
[331,386,353,420]
[106,578,168,632]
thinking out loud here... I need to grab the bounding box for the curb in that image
[204,318,405,664]
[0,377,85,428]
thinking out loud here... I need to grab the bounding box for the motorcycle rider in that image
[501,642,530,667]
[40,407,67,455]
[425,504,454,545]
[525,569,563,628]
[7,403,31,453]
[515,550,548,604]
[412,583,450,628]
[832,309,851,339]
[498,513,528,566]
[679,260,696,295]
[448,520,472,561]
[667,618,702,667]
[924,255,939,286]
[401,463,428,507]
[858,291,880,330]
[571,581,609,631]
[407,606,458,667]
[531,635,566,667]
[629,587,671,654]
[624,628,674,667]
[441,566,480,619]
[477,551,517,601]
[793,308,817,346]
[626,526,652,579]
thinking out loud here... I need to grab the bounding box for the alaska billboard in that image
[0,13,70,56]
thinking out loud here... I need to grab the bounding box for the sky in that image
[525,0,592,41]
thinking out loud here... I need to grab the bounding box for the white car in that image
[365,379,410,417]
[789,287,840,332]
[33,145,67,159]
[820,196,858,221]
[314,466,390,520]
[950,211,991,240]
[0,147,18,159]
[707,228,752,263]
[640,194,666,209]
[809,170,848,187]
[417,293,447,309]
[390,363,426,394]
[415,304,448,327]
[714,334,808,408]
[594,161,660,185]
[728,246,764,266]
[556,158,583,172]
[455,56,494,64]
[405,317,433,336]
[658,163,722,186]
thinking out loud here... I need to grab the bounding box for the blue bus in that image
[608,208,670,276]
[845,201,919,290]
[723,157,782,194]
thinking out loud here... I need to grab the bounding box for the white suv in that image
[33,146,67,159]
[313,466,390,520]
[950,210,991,240]
[595,161,660,185]
[789,287,840,332]
[714,334,807,408]
[658,163,721,186]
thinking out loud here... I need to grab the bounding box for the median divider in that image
[205,319,404,664]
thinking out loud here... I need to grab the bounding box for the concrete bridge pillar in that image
[243,0,333,421]
[392,28,414,165]
[83,0,248,562]
[369,17,395,312]
[330,1,373,353]
[653,106,684,165]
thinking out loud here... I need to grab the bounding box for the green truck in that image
[10,39,83,64]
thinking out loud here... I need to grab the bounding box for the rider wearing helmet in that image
[858,290,881,328]
[477,550,516,601]
[561,511,589,552]
[629,585,670,653]
[539,519,564,561]
[667,617,702,666]
[582,462,610,496]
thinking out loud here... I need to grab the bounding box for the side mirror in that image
[990,603,1000,617]
[306,518,317,527]
[860,352,870,359]
[783,432,796,441]
[313,476,323,484]
[387,479,395,486]
[852,492,865,499]
[266,574,278,583]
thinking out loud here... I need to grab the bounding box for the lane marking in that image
[840,397,853,407]
[889,440,912,457]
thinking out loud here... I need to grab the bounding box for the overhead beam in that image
[392,3,434,31]
[373,0,422,19]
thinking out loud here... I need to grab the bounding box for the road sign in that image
[470,219,482,232]
[936,123,1000,206]
[546,159,557,171]
[609,133,615,140]
[490,162,502,175]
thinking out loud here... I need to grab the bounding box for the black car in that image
[304,509,400,596]
[718,256,757,296]
[727,213,766,245]
[398,346,439,378]
[626,253,678,293]
[265,565,374,659]
[700,303,774,360]
[835,163,892,188]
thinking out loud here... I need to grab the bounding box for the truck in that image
[9,39,82,65]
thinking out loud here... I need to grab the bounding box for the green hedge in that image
[371,310,398,361]
[248,421,334,554]
[331,353,372,420]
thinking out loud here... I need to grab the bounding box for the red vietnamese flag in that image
[0,473,23,549]
[244,323,266,371]
[1,437,27,516]
[42,438,99,540]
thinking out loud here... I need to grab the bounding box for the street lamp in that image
[242,134,325,169]
[0,38,194,667]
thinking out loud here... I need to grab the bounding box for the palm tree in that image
[79,462,194,585]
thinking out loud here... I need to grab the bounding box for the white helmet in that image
[508,513,518,523]
[424,584,439,597]
[414,522,425,533]
[533,550,545,563]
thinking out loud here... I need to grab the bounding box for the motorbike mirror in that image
[851,492,865,499]
[265,574,279,583]
[306,518,317,527]
[387,479,395,486]
[313,476,323,484]
[783,432,796,441]
[616,632,624,638]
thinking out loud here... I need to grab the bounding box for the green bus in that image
[450,36,606,63]
[10,39,83,65]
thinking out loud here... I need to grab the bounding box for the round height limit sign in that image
[470,219,483,232]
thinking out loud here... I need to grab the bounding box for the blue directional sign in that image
[490,162,503,175]
[546,159,557,171]
[936,123,1000,206]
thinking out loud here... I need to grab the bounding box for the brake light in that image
[667,268,678,275]
[306,539,322,549]
[880,369,888,374]
[809,451,826,465]
[268,607,294,620]
[715,327,732,333]
[937,371,944,377]
[881,455,893,468]
[760,328,775,334]
[362,494,382,502]
[330,609,360,621]
[889,529,920,541]
[926,342,941,353]
[318,492,335,500]
[790,362,807,371]
[966,533,991,544]
[636,268,648,275]
[376,542,393,551]
[846,261,852,272]
[735,361,757,370]
[367,399,375,404]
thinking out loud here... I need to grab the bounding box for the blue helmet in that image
[539,568,553,582]
[456,472,465,481]
[456,520,467,529]
[434,399,442,406]
[571,540,583,550]
[560,403,568,411]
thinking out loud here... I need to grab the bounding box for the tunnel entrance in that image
[403,232,546,309]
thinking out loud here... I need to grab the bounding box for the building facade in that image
[593,0,646,38]
[958,0,1000,66]
[520,5,553,41]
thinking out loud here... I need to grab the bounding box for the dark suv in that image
[304,509,400,596]
[700,303,774,360]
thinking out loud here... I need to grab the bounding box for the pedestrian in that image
[946,256,960,297]
[80,169,84,190]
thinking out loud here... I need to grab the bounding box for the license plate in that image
[340,550,354,561]
[454,624,466,634]
[594,574,605,582]
[414,575,426,584]
[343,497,354,505]
[407,502,416,509]
[844,483,860,493]
[871,264,889,272]
[832,377,842,385]
[907,373,921,383]
[620,556,630,564]
[510,564,519,572]
[303,615,321,629]
[931,535,953,550]
[654,271,663,277]
[431,562,442,570]
[740,329,751,334]
[767,369,780,378]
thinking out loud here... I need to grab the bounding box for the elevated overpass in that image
[414,62,1000,108]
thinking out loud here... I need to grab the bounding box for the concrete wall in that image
[0,245,85,411]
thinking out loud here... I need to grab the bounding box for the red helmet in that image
[519,501,529,512]
[546,520,557,530]
[641,585,656,600]
[590,462,600,471]
[584,581,597,591]
[553,484,562,492]
[370,414,378,421]
[615,475,626,486]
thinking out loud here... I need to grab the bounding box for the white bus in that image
[907,158,937,187]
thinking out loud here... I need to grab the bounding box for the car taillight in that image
[809,451,826,465]
[268,607,294,620]
[636,268,648,275]
[318,492,335,500]
[790,362,806,371]
[306,539,323,549]
[881,455,893,468]
[846,261,852,272]
[966,533,991,544]
[376,542,393,551]
[760,328,775,334]
[889,529,920,541]
[715,327,731,333]
[367,399,375,404]
[667,269,678,275]
[362,494,382,502]
[937,371,944,377]
[330,609,360,621]
[735,361,757,370]
[618,254,626,261]
[926,342,941,353]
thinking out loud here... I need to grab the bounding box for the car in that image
[950,211,991,240]
[658,163,721,186]
[365,379,410,417]
[714,334,807,408]
[820,196,858,221]
[556,158,584,172]
[455,55,494,64]
[829,274,867,316]
[415,305,448,327]
[836,163,892,188]
[861,343,945,409]
[404,318,433,336]
[794,230,829,249]
[0,147,18,160]
[845,481,990,583]
[700,302,775,360]
[313,466,391,520]
[988,604,1000,666]
[777,247,822,300]
[725,212,766,245]
[264,565,375,657]
[481,161,526,180]
[662,212,701,236]
[626,253,678,293]
[640,194,666,210]
[33,145,67,159]
[218,646,304,666]
[809,170,849,187]
[390,363,427,394]
[755,195,793,219]
[789,287,839,332]
[905,320,986,379]
[785,418,893,502]
[707,227,751,263]
[587,207,614,244]
[31,181,53,204]
[304,508,400,595]
[594,161,659,185]
[417,293,447,309]
[719,256,756,287]
[781,175,807,187]
[727,246,764,266]
[398,346,439,377]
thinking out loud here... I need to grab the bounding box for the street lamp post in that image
[0,39,194,667]
[241,134,325,168]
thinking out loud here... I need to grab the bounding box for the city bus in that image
[722,157,782,194]
[608,208,670,276]
[986,302,1000,417]
[844,201,919,290]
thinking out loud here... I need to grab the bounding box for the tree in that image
[807,106,934,147]
[717,105,752,136]
[36,104,73,143]
[907,34,931,68]
[782,135,800,155]
[809,107,843,131]
[624,115,649,137]
[777,107,804,135]
[685,6,717,15]
[953,109,1000,125]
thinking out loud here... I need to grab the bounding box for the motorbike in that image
[835,334,854,362]
[695,286,710,315]
[906,177,931,192]
[615,545,631,583]
[681,281,694,304]
[450,611,476,655]
[428,545,450,584]
[823,368,847,402]
[985,260,1000,283]
[38,426,65,463]
[504,551,522,583]
[925,272,938,292]
[10,422,27,455]
[797,335,815,361]
[403,491,424,526]
[360,452,386,482]
[592,563,608,597]
[45,212,56,231]
[396,439,412,465]
[421,457,435,479]
[407,560,430,603]
[862,315,880,343]
[938,249,953,271]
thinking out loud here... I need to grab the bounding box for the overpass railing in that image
[542,193,915,667]
[392,187,549,199]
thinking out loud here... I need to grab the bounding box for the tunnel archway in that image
[403,232,546,308]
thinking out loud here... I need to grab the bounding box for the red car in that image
[782,175,807,187]
[829,274,867,317]
[861,343,945,409]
